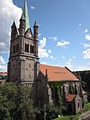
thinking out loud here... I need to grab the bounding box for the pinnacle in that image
[34,20,38,27]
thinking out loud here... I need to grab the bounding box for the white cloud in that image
[0,0,22,52]
[83,44,90,49]
[84,29,88,33]
[40,62,47,65]
[57,41,70,47]
[50,56,56,60]
[0,65,6,72]
[0,56,6,71]
[65,59,73,70]
[66,61,73,70]
[48,49,52,54]
[39,37,46,49]
[31,6,35,10]
[72,56,76,59]
[62,56,65,59]
[78,24,82,26]
[69,59,72,62]
[38,37,49,58]
[38,33,41,37]
[85,34,90,41]
[83,49,90,59]
[0,56,6,65]
[49,36,57,41]
[74,65,90,71]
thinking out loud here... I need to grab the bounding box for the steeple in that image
[34,20,38,27]
[22,0,30,31]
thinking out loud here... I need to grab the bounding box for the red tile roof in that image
[66,94,76,102]
[0,72,7,75]
[40,64,79,82]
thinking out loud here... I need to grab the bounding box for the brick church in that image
[8,0,87,114]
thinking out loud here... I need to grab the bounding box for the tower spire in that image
[22,0,30,31]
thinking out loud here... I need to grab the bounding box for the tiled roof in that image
[0,72,7,75]
[66,94,76,102]
[40,64,79,82]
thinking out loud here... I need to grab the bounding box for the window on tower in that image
[30,45,34,53]
[25,44,29,52]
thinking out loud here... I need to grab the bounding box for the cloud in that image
[78,24,82,26]
[83,44,90,49]
[48,49,52,54]
[50,56,56,60]
[75,65,90,71]
[57,41,70,47]
[40,62,47,65]
[85,34,90,41]
[0,56,7,71]
[0,65,6,72]
[65,59,73,70]
[83,49,90,59]
[39,37,46,49]
[31,6,35,10]
[72,56,76,59]
[38,37,49,58]
[49,36,57,41]
[84,29,88,33]
[0,56,6,65]
[0,0,22,53]
[38,33,41,37]
[62,56,65,59]
[66,61,72,70]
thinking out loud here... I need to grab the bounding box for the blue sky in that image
[0,0,90,71]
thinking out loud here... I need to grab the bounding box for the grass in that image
[54,103,90,120]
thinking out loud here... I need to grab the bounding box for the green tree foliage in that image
[36,103,58,120]
[75,71,90,101]
[49,82,65,114]
[0,83,36,120]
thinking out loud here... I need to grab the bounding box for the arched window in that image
[25,44,29,52]
[30,45,34,53]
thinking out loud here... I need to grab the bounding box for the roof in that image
[40,64,79,82]
[66,94,76,102]
[0,72,7,75]
[22,0,30,31]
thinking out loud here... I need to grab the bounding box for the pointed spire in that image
[21,13,25,20]
[22,0,30,31]
[34,20,38,27]
[12,21,16,27]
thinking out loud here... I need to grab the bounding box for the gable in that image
[40,64,79,82]
[24,28,33,38]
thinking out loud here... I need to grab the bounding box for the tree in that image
[0,83,36,120]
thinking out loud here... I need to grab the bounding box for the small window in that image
[30,45,34,53]
[25,44,29,52]
[78,102,79,108]
[29,64,31,68]
[29,74,31,78]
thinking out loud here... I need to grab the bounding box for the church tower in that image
[8,0,39,84]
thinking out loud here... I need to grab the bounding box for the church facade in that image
[8,0,87,114]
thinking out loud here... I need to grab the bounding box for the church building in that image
[8,0,87,114]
